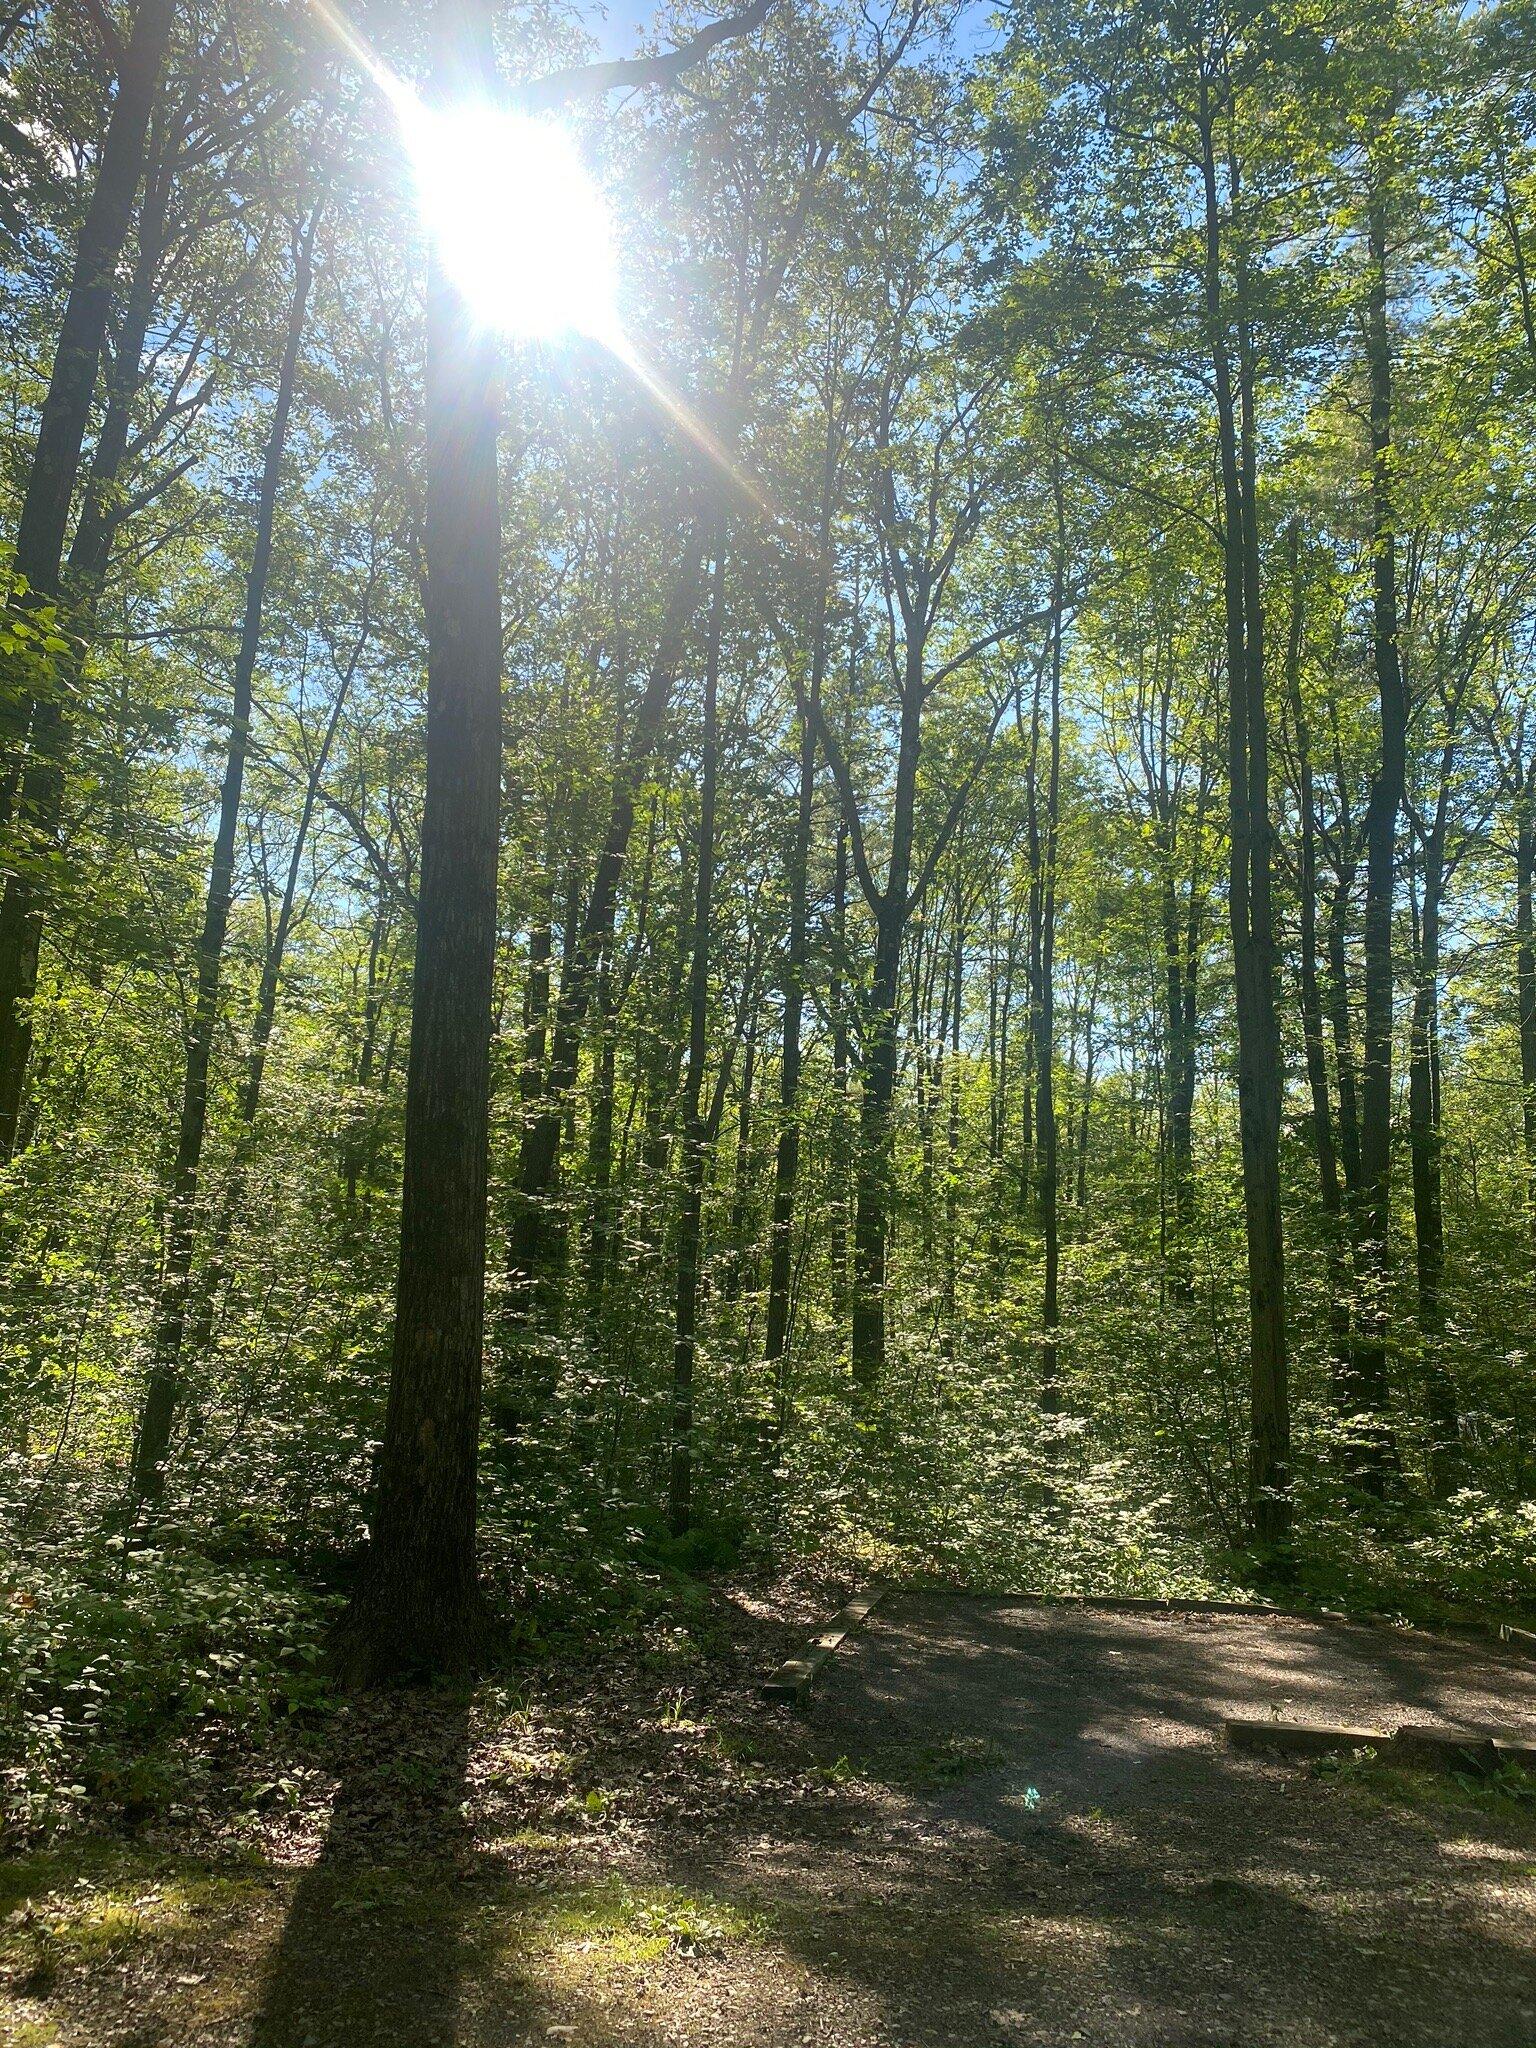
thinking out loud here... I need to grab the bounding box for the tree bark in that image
[1350,193,1406,1486]
[0,0,175,822]
[763,682,814,1404]
[340,0,502,1678]
[1518,790,1536,1278]
[0,71,178,1155]
[1034,550,1064,1411]
[1198,96,1289,1548]
[1285,526,1354,1408]
[668,545,727,1535]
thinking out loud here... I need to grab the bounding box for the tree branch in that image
[72,0,124,73]
[517,0,778,111]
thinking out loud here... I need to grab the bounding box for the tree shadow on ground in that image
[248,1688,478,2048]
[16,1590,1535,2047]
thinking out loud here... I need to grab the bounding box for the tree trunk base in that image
[332,1565,489,1690]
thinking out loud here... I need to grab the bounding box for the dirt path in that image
[793,1594,1536,2045]
[3,1591,1535,2048]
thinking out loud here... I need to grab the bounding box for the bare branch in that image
[517,0,777,111]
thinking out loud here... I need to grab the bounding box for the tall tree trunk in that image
[1286,526,1354,1407]
[1035,574,1063,1412]
[668,545,727,1535]
[0,67,177,1155]
[828,802,850,1316]
[1198,99,1289,1548]
[763,696,814,1409]
[130,210,320,1504]
[0,0,175,826]
[1408,819,1456,1480]
[849,626,924,1390]
[340,1,502,1678]
[1518,786,1536,1280]
[1351,193,1406,1485]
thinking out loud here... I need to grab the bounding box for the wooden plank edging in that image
[1225,1715,1536,1772]
[761,1583,889,1706]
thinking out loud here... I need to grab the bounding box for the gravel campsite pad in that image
[3,1589,1535,2048]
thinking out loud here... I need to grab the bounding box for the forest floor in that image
[3,1582,1536,2048]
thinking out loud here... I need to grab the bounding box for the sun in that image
[397,100,621,346]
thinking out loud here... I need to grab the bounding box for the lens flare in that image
[308,0,770,514]
[398,100,620,343]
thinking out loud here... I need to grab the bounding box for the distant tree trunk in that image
[582,951,618,1357]
[763,695,814,1408]
[130,209,320,1505]
[1074,969,1099,1209]
[342,894,394,1226]
[0,64,177,1155]
[842,622,909,1393]
[942,903,962,1356]
[340,0,502,1678]
[669,545,727,1536]
[584,796,659,1354]
[187,605,371,1365]
[1198,94,1289,1547]
[828,803,851,1316]
[506,534,706,1322]
[1161,868,1195,1230]
[1161,749,1208,1245]
[1035,599,1063,1411]
[1324,873,1363,1198]
[1351,193,1406,1487]
[724,1019,756,1308]
[994,899,1022,1181]
[1286,528,1354,1408]
[1407,814,1457,1481]
[1518,787,1536,1278]
[852,891,904,1391]
[916,943,937,1263]
[0,0,175,835]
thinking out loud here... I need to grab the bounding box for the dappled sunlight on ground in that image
[2,1591,1534,2046]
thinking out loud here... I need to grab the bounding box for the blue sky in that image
[583,0,1003,63]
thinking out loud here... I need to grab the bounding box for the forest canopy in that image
[2,0,1536,1818]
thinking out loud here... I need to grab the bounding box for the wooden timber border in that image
[761,1584,889,1706]
[1226,1716,1536,1773]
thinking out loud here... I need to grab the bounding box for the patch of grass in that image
[824,1734,1007,1790]
[0,1846,261,1998]
[711,1729,764,1765]
[482,1746,571,1788]
[8,2022,61,2048]
[510,1877,766,1970]
[1314,1750,1536,1829]
[906,1735,1007,1785]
